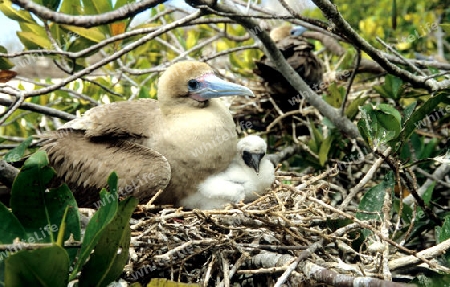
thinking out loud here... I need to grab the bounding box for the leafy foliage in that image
[0,151,137,287]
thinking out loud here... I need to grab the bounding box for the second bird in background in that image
[181,135,275,209]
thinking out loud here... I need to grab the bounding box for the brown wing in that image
[62,99,161,140]
[42,130,171,207]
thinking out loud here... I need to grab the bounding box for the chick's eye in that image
[188,79,200,90]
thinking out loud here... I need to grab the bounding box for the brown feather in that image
[42,129,171,206]
[254,35,323,112]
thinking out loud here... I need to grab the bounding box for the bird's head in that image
[270,25,292,42]
[158,61,254,111]
[237,135,267,173]
[290,25,307,37]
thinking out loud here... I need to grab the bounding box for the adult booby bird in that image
[41,61,254,207]
[254,25,323,98]
[181,135,275,209]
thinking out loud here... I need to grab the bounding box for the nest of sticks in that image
[119,165,442,287]
[117,64,448,286]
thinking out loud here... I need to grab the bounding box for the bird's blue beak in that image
[193,74,254,101]
[290,25,308,37]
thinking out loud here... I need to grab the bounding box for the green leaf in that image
[412,273,450,287]
[0,202,26,245]
[323,82,344,108]
[185,31,198,50]
[437,215,450,269]
[8,150,80,252]
[345,94,368,120]
[69,172,119,280]
[4,246,69,287]
[40,0,61,11]
[357,117,372,146]
[17,32,52,49]
[418,137,437,159]
[374,74,404,99]
[318,134,332,166]
[87,0,112,14]
[3,136,32,163]
[10,151,55,240]
[399,91,449,150]
[422,182,435,206]
[377,103,402,124]
[59,0,82,14]
[66,36,96,53]
[437,217,450,244]
[60,25,105,43]
[0,0,35,23]
[19,22,49,38]
[147,279,201,287]
[308,121,323,153]
[0,46,14,70]
[139,85,150,99]
[114,0,133,9]
[356,172,394,237]
[44,184,81,263]
[393,199,414,225]
[403,101,417,124]
[80,0,112,35]
[78,197,138,287]
[357,104,402,148]
[441,24,450,34]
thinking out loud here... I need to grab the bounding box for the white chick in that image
[181,135,275,209]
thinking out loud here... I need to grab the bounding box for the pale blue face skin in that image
[188,73,254,102]
[290,25,308,37]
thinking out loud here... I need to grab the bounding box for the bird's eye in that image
[188,79,200,90]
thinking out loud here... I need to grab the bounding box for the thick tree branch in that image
[189,0,361,139]
[0,160,19,188]
[11,0,165,28]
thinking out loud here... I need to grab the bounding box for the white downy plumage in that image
[181,135,275,209]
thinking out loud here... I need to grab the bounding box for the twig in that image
[0,91,25,125]
[381,166,393,281]
[404,163,450,205]
[16,77,100,105]
[302,261,409,287]
[220,252,230,287]
[341,48,361,116]
[0,160,19,188]
[274,239,323,287]
[201,44,259,62]
[203,254,216,287]
[389,237,450,271]
[376,36,426,76]
[266,145,302,166]
[339,147,391,210]
[0,98,75,121]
